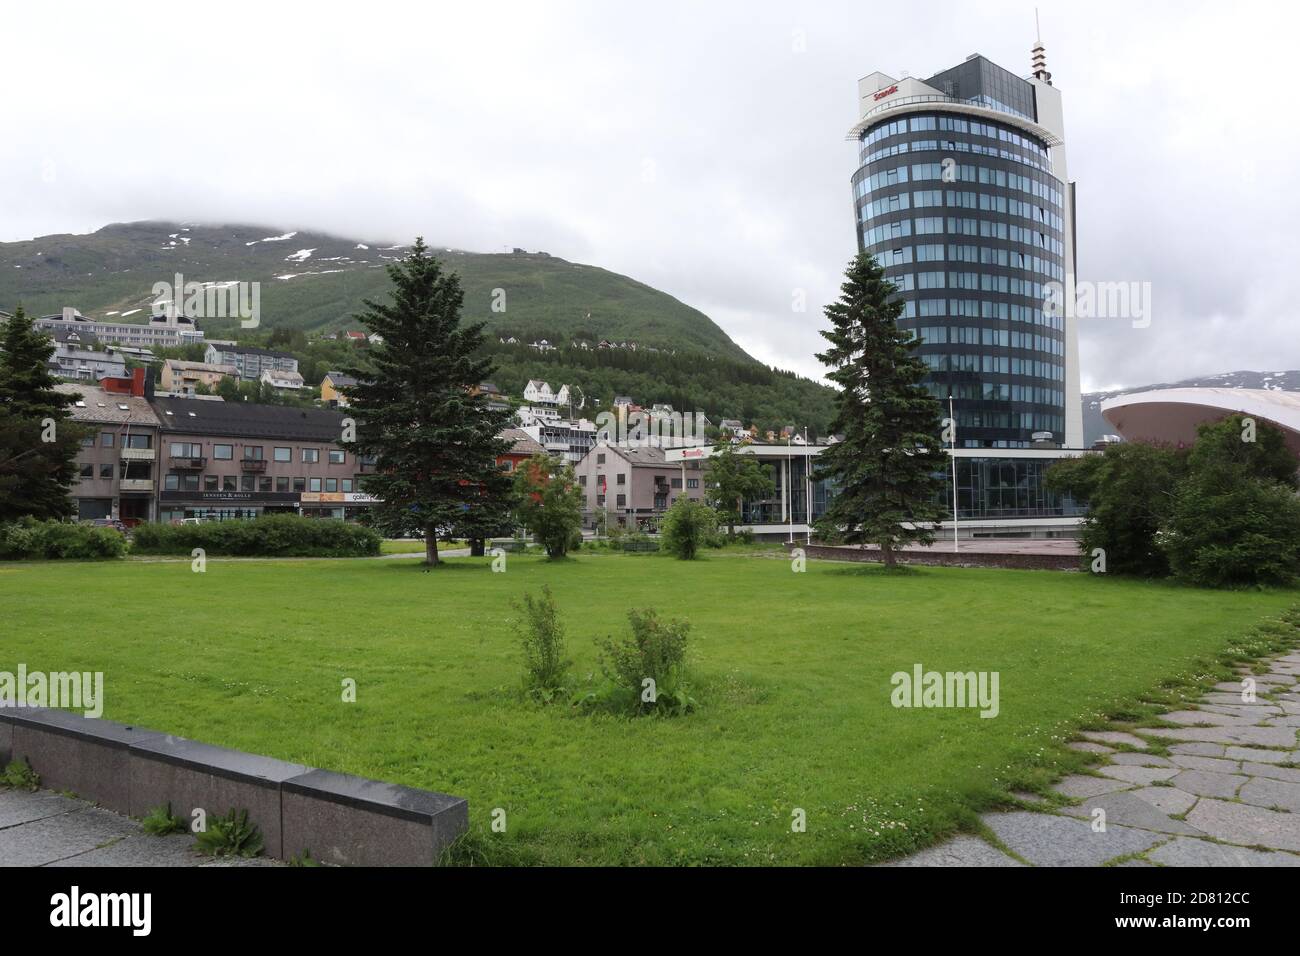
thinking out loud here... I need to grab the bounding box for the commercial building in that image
[203,344,298,382]
[56,372,162,523]
[849,43,1081,448]
[28,307,205,349]
[575,443,706,530]
[151,397,373,522]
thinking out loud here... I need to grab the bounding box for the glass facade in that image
[853,80,1068,447]
[940,457,1083,521]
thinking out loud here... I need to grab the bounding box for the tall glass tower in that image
[848,47,1081,448]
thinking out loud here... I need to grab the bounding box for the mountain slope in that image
[1084,370,1300,445]
[0,221,752,361]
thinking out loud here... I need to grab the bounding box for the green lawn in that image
[3,551,1296,865]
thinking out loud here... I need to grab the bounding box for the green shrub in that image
[0,518,126,560]
[141,802,186,835]
[660,498,719,560]
[129,515,380,557]
[613,533,659,552]
[194,808,264,858]
[2,757,40,791]
[593,608,696,716]
[516,586,571,702]
[1164,475,1300,587]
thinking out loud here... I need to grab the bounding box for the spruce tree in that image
[0,307,83,522]
[812,253,947,566]
[341,239,513,564]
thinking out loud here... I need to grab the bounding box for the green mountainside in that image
[0,221,836,433]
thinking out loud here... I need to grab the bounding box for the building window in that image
[240,475,255,492]
[293,478,306,492]
[671,478,682,489]
[309,478,322,492]
[325,478,337,492]
[342,479,353,492]
[80,435,95,447]
[597,453,605,464]
[81,463,94,478]
[182,474,200,491]
[274,447,291,462]
[214,444,233,460]
[170,442,200,458]
[328,450,345,464]
[687,478,699,489]
[100,431,114,447]
[126,434,151,449]
[616,494,626,508]
[222,476,237,492]
[244,446,264,460]
[204,475,218,491]
[259,476,273,492]
[616,473,626,485]
[303,448,320,463]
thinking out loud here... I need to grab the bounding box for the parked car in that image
[87,517,129,534]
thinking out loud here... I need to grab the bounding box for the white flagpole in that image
[949,395,958,553]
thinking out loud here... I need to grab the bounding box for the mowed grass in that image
[2,551,1296,865]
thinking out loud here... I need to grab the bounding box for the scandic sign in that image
[873,84,899,101]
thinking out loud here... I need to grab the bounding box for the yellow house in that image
[321,371,358,406]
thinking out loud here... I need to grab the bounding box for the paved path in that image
[0,789,277,867]
[886,650,1300,866]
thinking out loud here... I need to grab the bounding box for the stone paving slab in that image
[1098,765,1179,786]
[1185,799,1300,852]
[1067,741,1114,754]
[1142,726,1298,748]
[1161,710,1260,727]
[1170,754,1242,774]
[1169,742,1228,757]
[980,812,1163,867]
[1056,792,1204,836]
[1129,786,1198,816]
[1238,777,1300,813]
[0,789,82,829]
[1051,775,1134,799]
[1242,762,1300,784]
[1224,746,1295,764]
[0,805,136,866]
[1080,731,1148,749]
[1168,769,1248,799]
[1148,837,1300,867]
[881,835,1023,867]
[1110,753,1174,768]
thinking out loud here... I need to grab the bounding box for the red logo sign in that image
[873,84,899,101]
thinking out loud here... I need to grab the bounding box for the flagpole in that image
[786,435,793,544]
[949,395,958,553]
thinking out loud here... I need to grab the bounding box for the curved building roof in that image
[1101,388,1300,455]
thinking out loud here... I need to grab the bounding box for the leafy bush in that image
[129,515,380,557]
[516,585,571,703]
[194,808,264,858]
[2,757,40,791]
[593,608,696,716]
[0,518,127,560]
[141,802,187,835]
[660,498,719,560]
[512,456,585,559]
[1164,467,1300,588]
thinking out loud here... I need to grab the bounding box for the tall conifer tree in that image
[812,253,946,566]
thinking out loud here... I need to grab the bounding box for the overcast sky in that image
[2,0,1296,390]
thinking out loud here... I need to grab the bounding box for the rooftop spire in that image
[1031,9,1052,85]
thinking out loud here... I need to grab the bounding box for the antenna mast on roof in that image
[1031,9,1053,85]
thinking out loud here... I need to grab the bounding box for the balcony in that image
[168,456,206,470]
[120,447,156,462]
[241,459,268,472]
[119,479,154,493]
